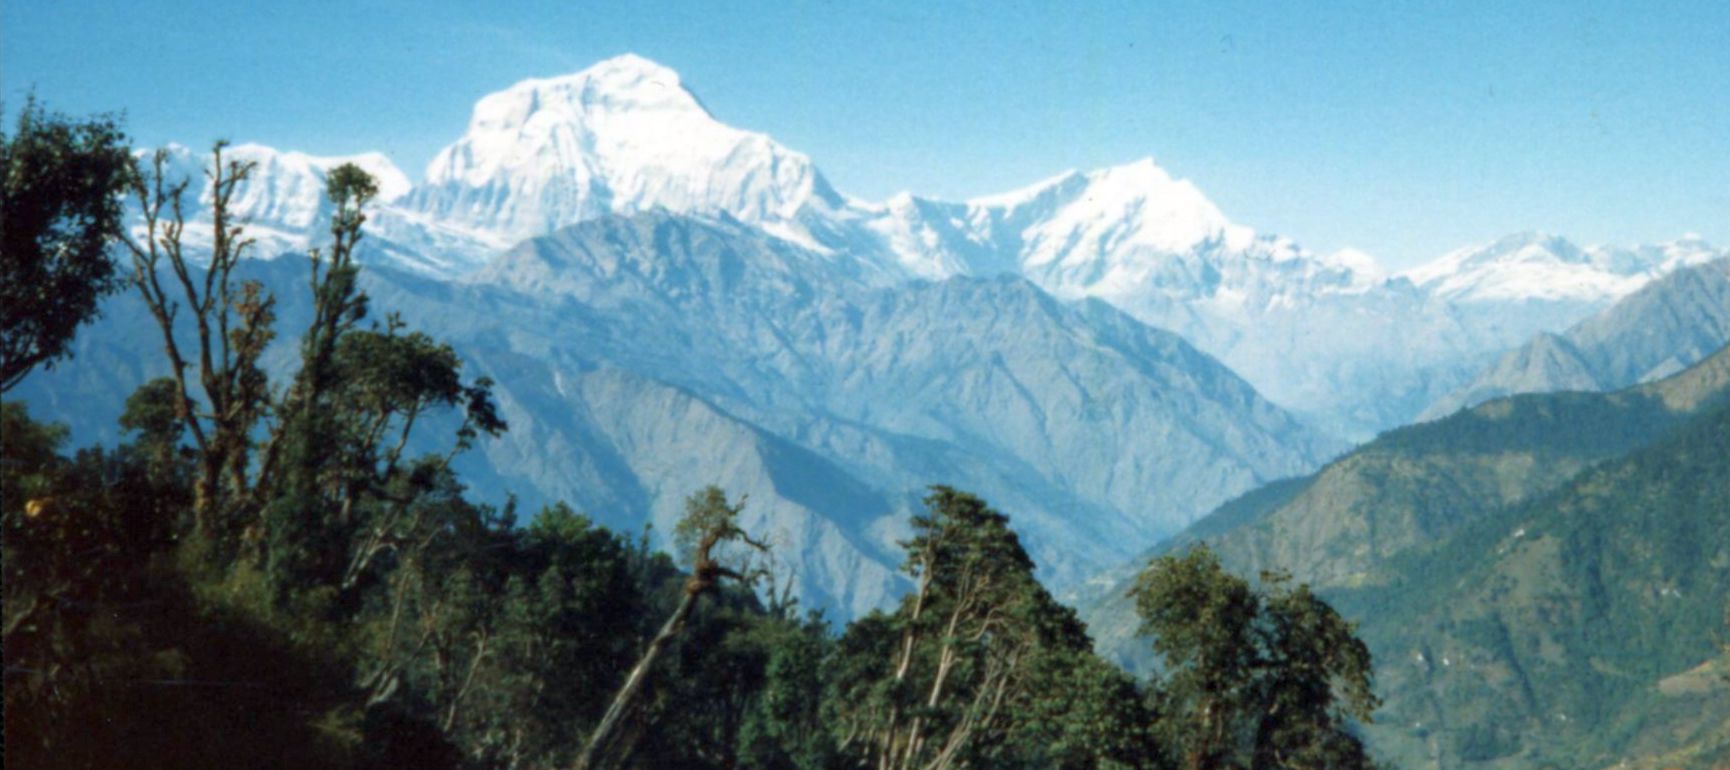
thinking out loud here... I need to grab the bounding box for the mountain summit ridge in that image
[132,54,1725,436]
[407,54,845,250]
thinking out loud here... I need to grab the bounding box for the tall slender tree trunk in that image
[573,587,700,770]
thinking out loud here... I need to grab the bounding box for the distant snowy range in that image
[19,55,1727,618]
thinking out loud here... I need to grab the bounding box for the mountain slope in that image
[15,212,1338,617]
[1423,256,1730,420]
[1336,396,1730,769]
[1081,344,1730,669]
[450,214,1340,592]
[1076,345,1730,768]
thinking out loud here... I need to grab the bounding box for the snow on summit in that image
[407,54,842,245]
[1018,158,1245,261]
[1402,231,1724,304]
[145,54,1387,302]
[134,52,1711,316]
[122,53,1723,437]
[126,143,413,260]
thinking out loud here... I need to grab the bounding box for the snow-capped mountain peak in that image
[959,158,1248,259]
[1405,231,1573,283]
[407,54,842,245]
[978,157,1364,303]
[463,54,706,134]
[1403,232,1613,303]
[1014,159,1245,267]
[226,143,412,209]
[128,142,413,259]
[1402,231,1724,304]
[117,54,1722,439]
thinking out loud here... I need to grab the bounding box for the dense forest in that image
[1,105,1387,770]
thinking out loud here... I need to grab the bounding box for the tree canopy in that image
[1133,546,1378,770]
[0,98,133,390]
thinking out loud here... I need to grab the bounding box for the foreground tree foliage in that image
[826,488,1161,770]
[3,136,1381,769]
[1132,546,1379,770]
[576,487,770,770]
[0,98,134,391]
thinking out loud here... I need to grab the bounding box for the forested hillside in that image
[1080,346,1730,768]
[1337,397,1730,768]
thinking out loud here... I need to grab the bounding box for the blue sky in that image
[5,0,1726,268]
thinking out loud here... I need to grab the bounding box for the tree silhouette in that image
[1,97,133,390]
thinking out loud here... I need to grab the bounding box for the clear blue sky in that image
[5,0,1726,268]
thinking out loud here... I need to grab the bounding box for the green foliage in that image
[1326,400,1730,769]
[1006,647,1166,770]
[325,162,379,219]
[673,485,764,574]
[332,324,505,445]
[443,503,647,768]
[0,97,134,391]
[1370,389,1684,459]
[1132,546,1377,770]
[737,613,838,770]
[8,375,1342,770]
[3,402,444,770]
[574,487,778,770]
[825,487,1160,770]
[121,377,187,445]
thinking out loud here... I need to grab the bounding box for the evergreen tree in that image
[737,612,838,770]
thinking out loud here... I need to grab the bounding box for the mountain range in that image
[126,54,1725,439]
[19,212,1334,617]
[19,54,1727,622]
[1421,255,1730,420]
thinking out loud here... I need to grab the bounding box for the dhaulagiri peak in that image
[426,54,1236,234]
[413,53,837,244]
[456,53,714,139]
[147,52,1725,310]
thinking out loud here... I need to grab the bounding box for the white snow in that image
[409,54,840,246]
[128,53,1725,435]
[126,142,414,261]
[1401,231,1720,305]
